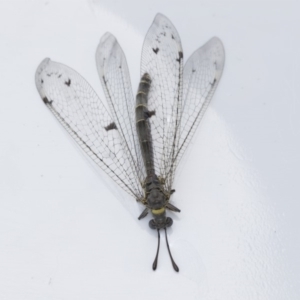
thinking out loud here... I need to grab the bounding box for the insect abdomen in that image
[136,73,155,175]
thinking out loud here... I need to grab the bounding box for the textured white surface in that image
[0,0,299,299]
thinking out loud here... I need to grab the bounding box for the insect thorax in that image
[142,175,166,209]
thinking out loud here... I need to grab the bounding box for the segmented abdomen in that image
[135,73,155,176]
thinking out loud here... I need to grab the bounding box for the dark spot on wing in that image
[144,109,156,119]
[104,122,117,131]
[192,69,196,73]
[171,34,175,39]
[210,78,217,86]
[153,47,159,54]
[148,110,155,117]
[58,74,62,78]
[176,51,183,62]
[41,79,44,84]
[65,79,71,86]
[119,65,121,69]
[160,32,166,36]
[47,73,51,77]
[43,96,53,105]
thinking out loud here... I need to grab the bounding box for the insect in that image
[35,13,225,272]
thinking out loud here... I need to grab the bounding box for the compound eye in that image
[149,219,157,229]
[165,217,173,228]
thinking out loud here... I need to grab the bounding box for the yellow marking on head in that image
[151,207,165,215]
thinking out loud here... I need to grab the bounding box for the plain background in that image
[0,0,299,299]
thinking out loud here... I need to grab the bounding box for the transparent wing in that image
[140,13,184,190]
[166,37,225,188]
[35,58,144,200]
[141,14,225,193]
[96,33,145,185]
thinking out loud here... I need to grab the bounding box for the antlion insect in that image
[35,13,225,272]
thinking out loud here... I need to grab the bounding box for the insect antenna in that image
[152,229,160,270]
[164,228,179,272]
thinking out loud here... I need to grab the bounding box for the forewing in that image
[166,37,225,187]
[141,13,184,186]
[96,33,145,185]
[35,58,144,199]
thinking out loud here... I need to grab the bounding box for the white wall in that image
[0,0,299,299]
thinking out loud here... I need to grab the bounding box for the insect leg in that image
[166,202,181,212]
[138,208,149,220]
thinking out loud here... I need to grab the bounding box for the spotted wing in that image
[141,14,225,193]
[35,58,144,200]
[169,37,225,188]
[140,13,184,188]
[95,33,145,186]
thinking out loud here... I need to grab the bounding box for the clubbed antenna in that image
[152,229,160,270]
[165,228,179,272]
